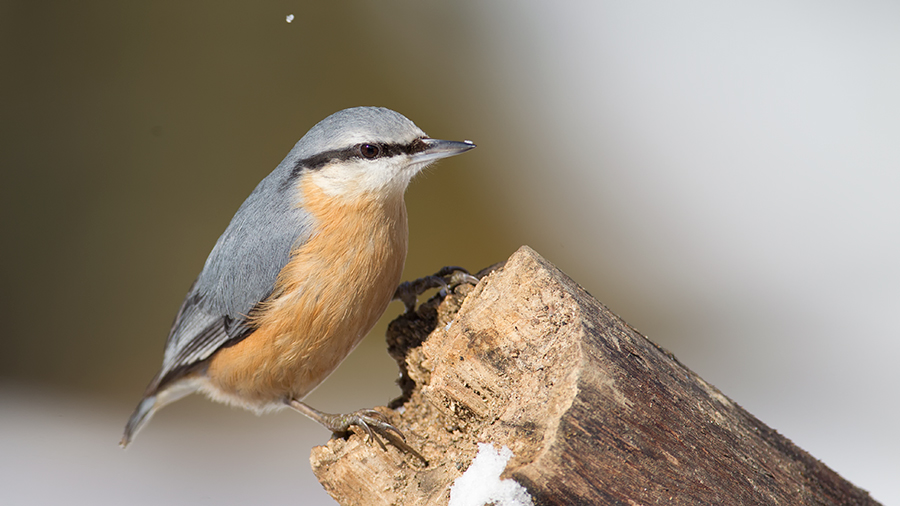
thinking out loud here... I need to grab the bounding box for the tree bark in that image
[310,246,880,506]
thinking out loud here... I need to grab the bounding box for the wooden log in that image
[310,246,880,506]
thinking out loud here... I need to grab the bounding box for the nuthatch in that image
[122,107,475,448]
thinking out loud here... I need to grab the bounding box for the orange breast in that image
[204,177,408,409]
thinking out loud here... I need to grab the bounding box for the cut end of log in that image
[310,246,880,506]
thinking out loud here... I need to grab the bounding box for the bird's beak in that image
[411,138,476,165]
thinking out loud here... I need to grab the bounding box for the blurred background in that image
[2,1,898,504]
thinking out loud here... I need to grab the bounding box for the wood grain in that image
[311,246,880,506]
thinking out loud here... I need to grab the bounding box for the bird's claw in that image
[393,266,480,313]
[324,409,406,451]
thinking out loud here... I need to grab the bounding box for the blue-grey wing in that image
[154,163,314,388]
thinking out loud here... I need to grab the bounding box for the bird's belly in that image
[203,186,408,411]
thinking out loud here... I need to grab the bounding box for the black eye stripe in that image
[291,138,430,174]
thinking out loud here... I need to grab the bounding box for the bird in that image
[121,106,475,448]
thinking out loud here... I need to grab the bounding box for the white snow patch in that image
[448,443,534,506]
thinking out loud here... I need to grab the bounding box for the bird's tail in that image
[120,379,199,448]
[121,396,157,448]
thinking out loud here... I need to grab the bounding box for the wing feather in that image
[152,162,314,392]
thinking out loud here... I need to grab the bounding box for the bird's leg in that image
[393,266,481,313]
[287,399,405,451]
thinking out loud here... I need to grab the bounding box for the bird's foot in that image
[288,400,405,451]
[393,266,480,313]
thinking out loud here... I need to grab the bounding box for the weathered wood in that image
[310,246,880,506]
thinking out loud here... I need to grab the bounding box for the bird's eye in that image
[359,143,380,159]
